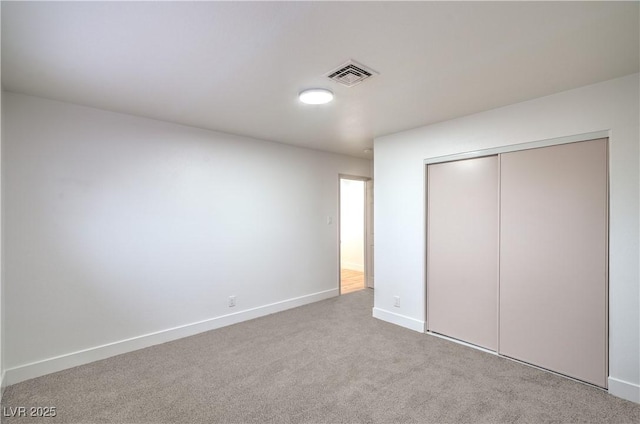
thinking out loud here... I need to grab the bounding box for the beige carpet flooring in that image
[2,289,639,423]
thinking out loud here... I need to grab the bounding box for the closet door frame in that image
[423,130,609,384]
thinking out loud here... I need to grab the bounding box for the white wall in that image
[0,2,4,398]
[2,92,371,383]
[340,179,365,272]
[373,73,640,403]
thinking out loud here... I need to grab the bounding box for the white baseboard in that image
[372,307,425,333]
[5,288,338,386]
[609,377,640,403]
[341,261,364,272]
[0,370,5,402]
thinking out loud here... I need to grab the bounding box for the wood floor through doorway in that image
[341,269,365,294]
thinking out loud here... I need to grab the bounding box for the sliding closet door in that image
[500,139,607,387]
[427,156,499,351]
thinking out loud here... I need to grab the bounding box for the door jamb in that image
[338,174,372,295]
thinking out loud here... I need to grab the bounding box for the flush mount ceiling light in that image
[299,88,334,105]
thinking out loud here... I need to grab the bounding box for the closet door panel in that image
[427,156,499,351]
[499,139,607,387]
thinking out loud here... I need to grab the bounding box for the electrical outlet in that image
[394,296,400,307]
[228,296,236,307]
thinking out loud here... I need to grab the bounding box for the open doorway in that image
[339,176,373,294]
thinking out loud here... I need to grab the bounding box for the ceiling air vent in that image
[326,60,378,87]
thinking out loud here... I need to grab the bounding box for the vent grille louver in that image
[326,60,377,87]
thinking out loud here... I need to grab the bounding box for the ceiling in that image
[2,2,638,159]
